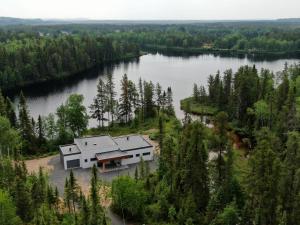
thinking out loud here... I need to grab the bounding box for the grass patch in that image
[85,115,180,141]
[180,97,218,116]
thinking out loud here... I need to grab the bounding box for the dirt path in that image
[25,154,57,174]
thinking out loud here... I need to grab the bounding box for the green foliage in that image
[111,176,148,219]
[210,203,240,225]
[0,34,140,91]
[0,189,22,225]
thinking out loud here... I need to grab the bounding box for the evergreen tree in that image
[182,122,209,213]
[0,189,22,225]
[166,87,175,116]
[5,97,17,127]
[0,89,6,117]
[106,74,116,125]
[245,128,281,225]
[144,81,155,118]
[119,74,131,123]
[90,78,108,127]
[18,91,36,154]
[280,132,300,225]
[89,165,104,225]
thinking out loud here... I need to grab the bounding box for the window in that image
[90,158,97,161]
[127,155,133,158]
[143,152,150,156]
[136,154,140,157]
[84,159,88,162]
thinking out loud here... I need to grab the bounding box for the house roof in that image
[60,135,153,156]
[95,150,129,162]
[60,144,81,156]
[74,135,119,153]
[113,135,152,151]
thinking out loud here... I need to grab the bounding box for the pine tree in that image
[144,81,155,118]
[106,74,116,125]
[246,128,281,225]
[89,165,103,225]
[0,88,6,117]
[119,74,131,123]
[90,78,108,127]
[156,82,163,112]
[280,132,300,225]
[18,91,36,154]
[5,97,17,127]
[214,111,229,184]
[37,115,46,149]
[14,177,33,222]
[182,122,209,213]
[68,170,80,214]
[166,87,174,116]
[193,83,199,102]
[138,77,144,123]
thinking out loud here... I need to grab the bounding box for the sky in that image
[0,0,299,20]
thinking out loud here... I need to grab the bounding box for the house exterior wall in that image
[80,148,111,169]
[61,138,154,170]
[62,154,81,169]
[121,146,154,165]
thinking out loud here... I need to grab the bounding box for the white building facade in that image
[60,135,154,170]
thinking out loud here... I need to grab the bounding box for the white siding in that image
[63,154,81,170]
[121,147,154,165]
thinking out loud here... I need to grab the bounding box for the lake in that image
[13,53,299,127]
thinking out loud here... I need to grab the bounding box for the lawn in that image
[180,97,218,115]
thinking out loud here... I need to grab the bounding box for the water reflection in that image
[11,53,299,128]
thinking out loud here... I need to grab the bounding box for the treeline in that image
[0,158,108,224]
[192,63,300,147]
[104,25,300,54]
[4,21,300,54]
[0,34,140,90]
[111,108,300,225]
[90,74,174,127]
[0,73,174,156]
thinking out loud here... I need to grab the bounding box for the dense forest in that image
[110,64,300,225]
[2,21,300,54]
[0,73,174,224]
[1,21,300,225]
[1,21,300,90]
[187,63,300,147]
[0,33,140,90]
[0,63,300,225]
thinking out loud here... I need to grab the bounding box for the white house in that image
[59,135,154,170]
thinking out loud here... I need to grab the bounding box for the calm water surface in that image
[13,53,299,127]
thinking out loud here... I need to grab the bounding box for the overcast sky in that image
[1,0,299,20]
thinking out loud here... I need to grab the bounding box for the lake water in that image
[13,53,299,127]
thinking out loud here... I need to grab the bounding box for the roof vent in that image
[85,141,88,146]
[69,147,72,152]
[126,136,129,141]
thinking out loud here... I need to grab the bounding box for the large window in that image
[142,152,150,156]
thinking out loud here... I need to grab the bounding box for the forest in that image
[1,21,300,90]
[0,33,140,91]
[2,20,300,54]
[0,21,300,225]
[1,63,300,225]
